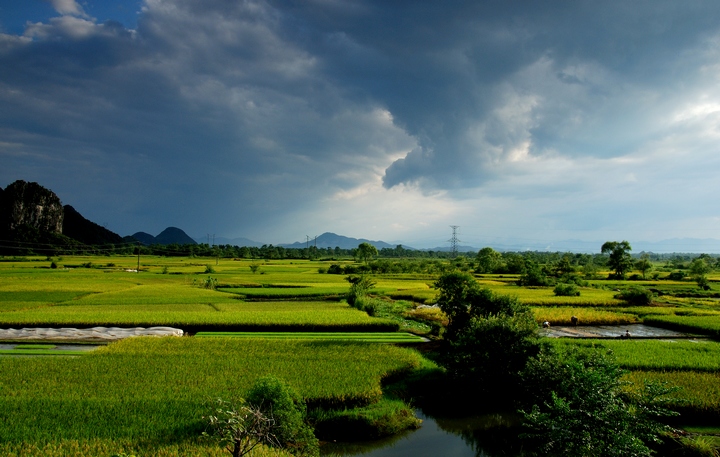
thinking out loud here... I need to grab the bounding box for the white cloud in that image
[48,0,89,18]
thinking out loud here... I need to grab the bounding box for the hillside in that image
[62,205,124,246]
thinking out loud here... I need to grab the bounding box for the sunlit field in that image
[3,254,720,454]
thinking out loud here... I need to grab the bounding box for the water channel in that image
[321,410,519,457]
[321,324,702,457]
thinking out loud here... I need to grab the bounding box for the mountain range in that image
[4,180,720,254]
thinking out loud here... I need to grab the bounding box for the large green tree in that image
[475,247,503,274]
[356,242,378,264]
[435,272,540,392]
[689,257,712,289]
[601,241,633,279]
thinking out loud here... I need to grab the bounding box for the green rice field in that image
[0,337,425,454]
[194,331,427,342]
[3,254,720,454]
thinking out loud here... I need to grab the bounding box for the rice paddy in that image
[3,254,720,454]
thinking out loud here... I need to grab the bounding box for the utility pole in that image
[137,242,140,273]
[449,225,460,257]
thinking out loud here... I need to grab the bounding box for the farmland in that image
[2,253,720,455]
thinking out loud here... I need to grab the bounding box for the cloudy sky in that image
[2,0,720,249]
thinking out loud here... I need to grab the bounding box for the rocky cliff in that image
[0,180,64,233]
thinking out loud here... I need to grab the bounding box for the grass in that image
[5,255,720,454]
[0,337,425,448]
[551,339,720,372]
[642,315,720,338]
[623,370,720,416]
[194,331,426,343]
[532,306,640,326]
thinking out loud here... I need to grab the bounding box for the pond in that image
[321,410,521,457]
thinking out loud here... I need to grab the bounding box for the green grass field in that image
[194,331,427,343]
[0,337,426,454]
[3,254,720,454]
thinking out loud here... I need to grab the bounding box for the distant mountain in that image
[193,236,265,247]
[423,245,479,253]
[62,205,124,246]
[130,227,197,246]
[279,232,396,250]
[130,231,157,246]
[155,227,197,245]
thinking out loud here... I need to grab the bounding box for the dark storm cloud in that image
[2,0,720,243]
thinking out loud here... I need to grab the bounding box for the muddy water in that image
[541,323,698,339]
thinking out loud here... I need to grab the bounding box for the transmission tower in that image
[449,225,460,256]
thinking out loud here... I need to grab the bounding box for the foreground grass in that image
[0,337,424,451]
[0,440,290,457]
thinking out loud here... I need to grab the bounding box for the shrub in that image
[199,276,218,290]
[435,271,528,339]
[444,312,540,393]
[553,283,580,297]
[245,376,318,456]
[668,271,686,281]
[327,264,344,274]
[520,346,678,457]
[50,261,58,269]
[203,397,277,457]
[614,286,653,305]
[345,274,376,307]
[204,265,216,274]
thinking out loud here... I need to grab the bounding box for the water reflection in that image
[320,411,521,457]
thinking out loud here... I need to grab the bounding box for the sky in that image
[2,0,720,250]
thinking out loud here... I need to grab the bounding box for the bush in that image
[345,274,376,307]
[204,265,216,274]
[553,283,580,297]
[444,313,541,392]
[327,264,344,274]
[435,272,528,339]
[668,271,686,280]
[50,261,58,269]
[614,286,653,305]
[199,276,218,290]
[246,377,318,456]
[520,346,678,457]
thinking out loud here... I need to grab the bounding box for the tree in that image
[517,261,552,286]
[435,272,540,391]
[689,257,712,289]
[245,377,318,456]
[435,272,526,339]
[475,247,502,273]
[520,346,677,457]
[203,398,279,457]
[554,254,575,277]
[635,253,653,280]
[601,241,633,279]
[356,242,378,264]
